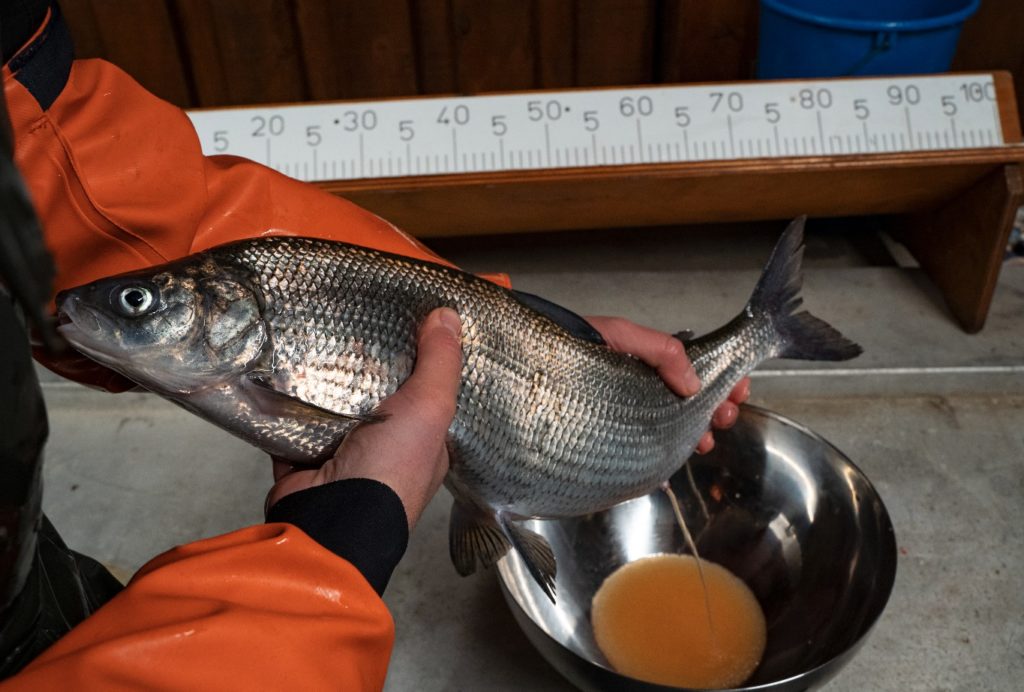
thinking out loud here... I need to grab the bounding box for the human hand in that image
[585,316,750,454]
[266,307,463,530]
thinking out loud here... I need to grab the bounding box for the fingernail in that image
[713,406,734,428]
[437,308,462,335]
[684,368,701,394]
[695,431,714,454]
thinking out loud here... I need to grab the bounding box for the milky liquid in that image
[591,554,767,689]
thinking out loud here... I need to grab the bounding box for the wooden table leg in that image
[897,164,1023,333]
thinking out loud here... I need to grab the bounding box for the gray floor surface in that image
[37,220,1024,690]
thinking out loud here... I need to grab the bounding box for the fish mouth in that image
[56,293,124,364]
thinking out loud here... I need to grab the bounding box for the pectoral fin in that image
[242,372,386,426]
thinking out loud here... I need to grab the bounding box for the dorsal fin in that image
[511,289,605,345]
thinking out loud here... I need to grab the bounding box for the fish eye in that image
[117,285,155,316]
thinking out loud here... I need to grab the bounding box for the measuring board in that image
[187,74,1009,182]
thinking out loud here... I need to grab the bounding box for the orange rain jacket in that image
[2,5,507,689]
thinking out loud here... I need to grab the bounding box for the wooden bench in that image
[325,72,1024,333]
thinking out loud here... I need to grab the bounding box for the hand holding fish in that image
[584,316,751,454]
[263,309,742,528]
[266,307,464,530]
[56,219,859,599]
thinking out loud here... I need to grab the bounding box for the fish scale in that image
[212,236,697,518]
[57,217,860,599]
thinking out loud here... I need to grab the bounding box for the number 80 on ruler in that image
[188,74,1006,182]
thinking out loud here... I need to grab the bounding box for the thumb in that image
[265,308,464,516]
[383,307,463,425]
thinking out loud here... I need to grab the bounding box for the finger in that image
[711,401,739,430]
[382,307,463,428]
[586,316,700,397]
[729,377,751,405]
[695,431,715,455]
[271,457,294,482]
[265,468,319,516]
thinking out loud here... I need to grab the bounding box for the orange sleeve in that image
[3,54,458,300]
[0,524,394,691]
[4,21,508,389]
[5,14,417,687]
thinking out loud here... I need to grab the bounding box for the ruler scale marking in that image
[189,75,1008,182]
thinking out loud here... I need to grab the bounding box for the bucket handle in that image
[844,31,895,76]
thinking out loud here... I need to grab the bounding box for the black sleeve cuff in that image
[265,479,409,595]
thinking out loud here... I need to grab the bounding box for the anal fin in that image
[500,516,557,603]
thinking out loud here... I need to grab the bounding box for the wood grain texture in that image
[534,0,574,88]
[954,0,1024,114]
[451,0,534,93]
[294,0,417,100]
[412,0,456,94]
[897,164,1023,332]
[59,0,1024,110]
[58,0,104,58]
[319,148,1024,236]
[994,71,1023,142]
[659,0,759,83]
[176,0,306,106]
[575,0,655,86]
[63,0,192,106]
[171,0,228,106]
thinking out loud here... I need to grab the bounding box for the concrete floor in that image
[38,220,1024,690]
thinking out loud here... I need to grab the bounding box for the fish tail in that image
[750,216,862,361]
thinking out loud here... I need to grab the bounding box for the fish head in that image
[57,261,267,394]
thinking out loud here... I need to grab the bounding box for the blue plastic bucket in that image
[757,0,980,78]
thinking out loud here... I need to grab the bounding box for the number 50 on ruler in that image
[188,74,1009,182]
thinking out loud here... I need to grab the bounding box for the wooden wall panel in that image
[170,0,226,107]
[953,0,1024,113]
[451,0,534,93]
[575,0,655,86]
[411,0,457,94]
[53,0,1024,118]
[60,0,192,106]
[175,0,306,106]
[534,0,574,88]
[58,0,104,58]
[294,0,418,100]
[659,0,759,83]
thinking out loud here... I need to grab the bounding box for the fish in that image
[56,216,860,600]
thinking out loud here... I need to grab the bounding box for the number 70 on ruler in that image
[188,74,1007,182]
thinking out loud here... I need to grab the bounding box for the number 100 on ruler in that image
[188,74,1007,183]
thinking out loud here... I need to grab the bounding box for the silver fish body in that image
[57,217,860,598]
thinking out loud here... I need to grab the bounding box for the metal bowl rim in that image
[496,404,899,692]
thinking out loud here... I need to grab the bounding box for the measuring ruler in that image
[187,74,1008,182]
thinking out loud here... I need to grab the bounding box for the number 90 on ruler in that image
[188,74,1007,183]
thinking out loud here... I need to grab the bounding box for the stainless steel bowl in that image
[497,405,897,691]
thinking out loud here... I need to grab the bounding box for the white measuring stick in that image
[187,74,1006,183]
